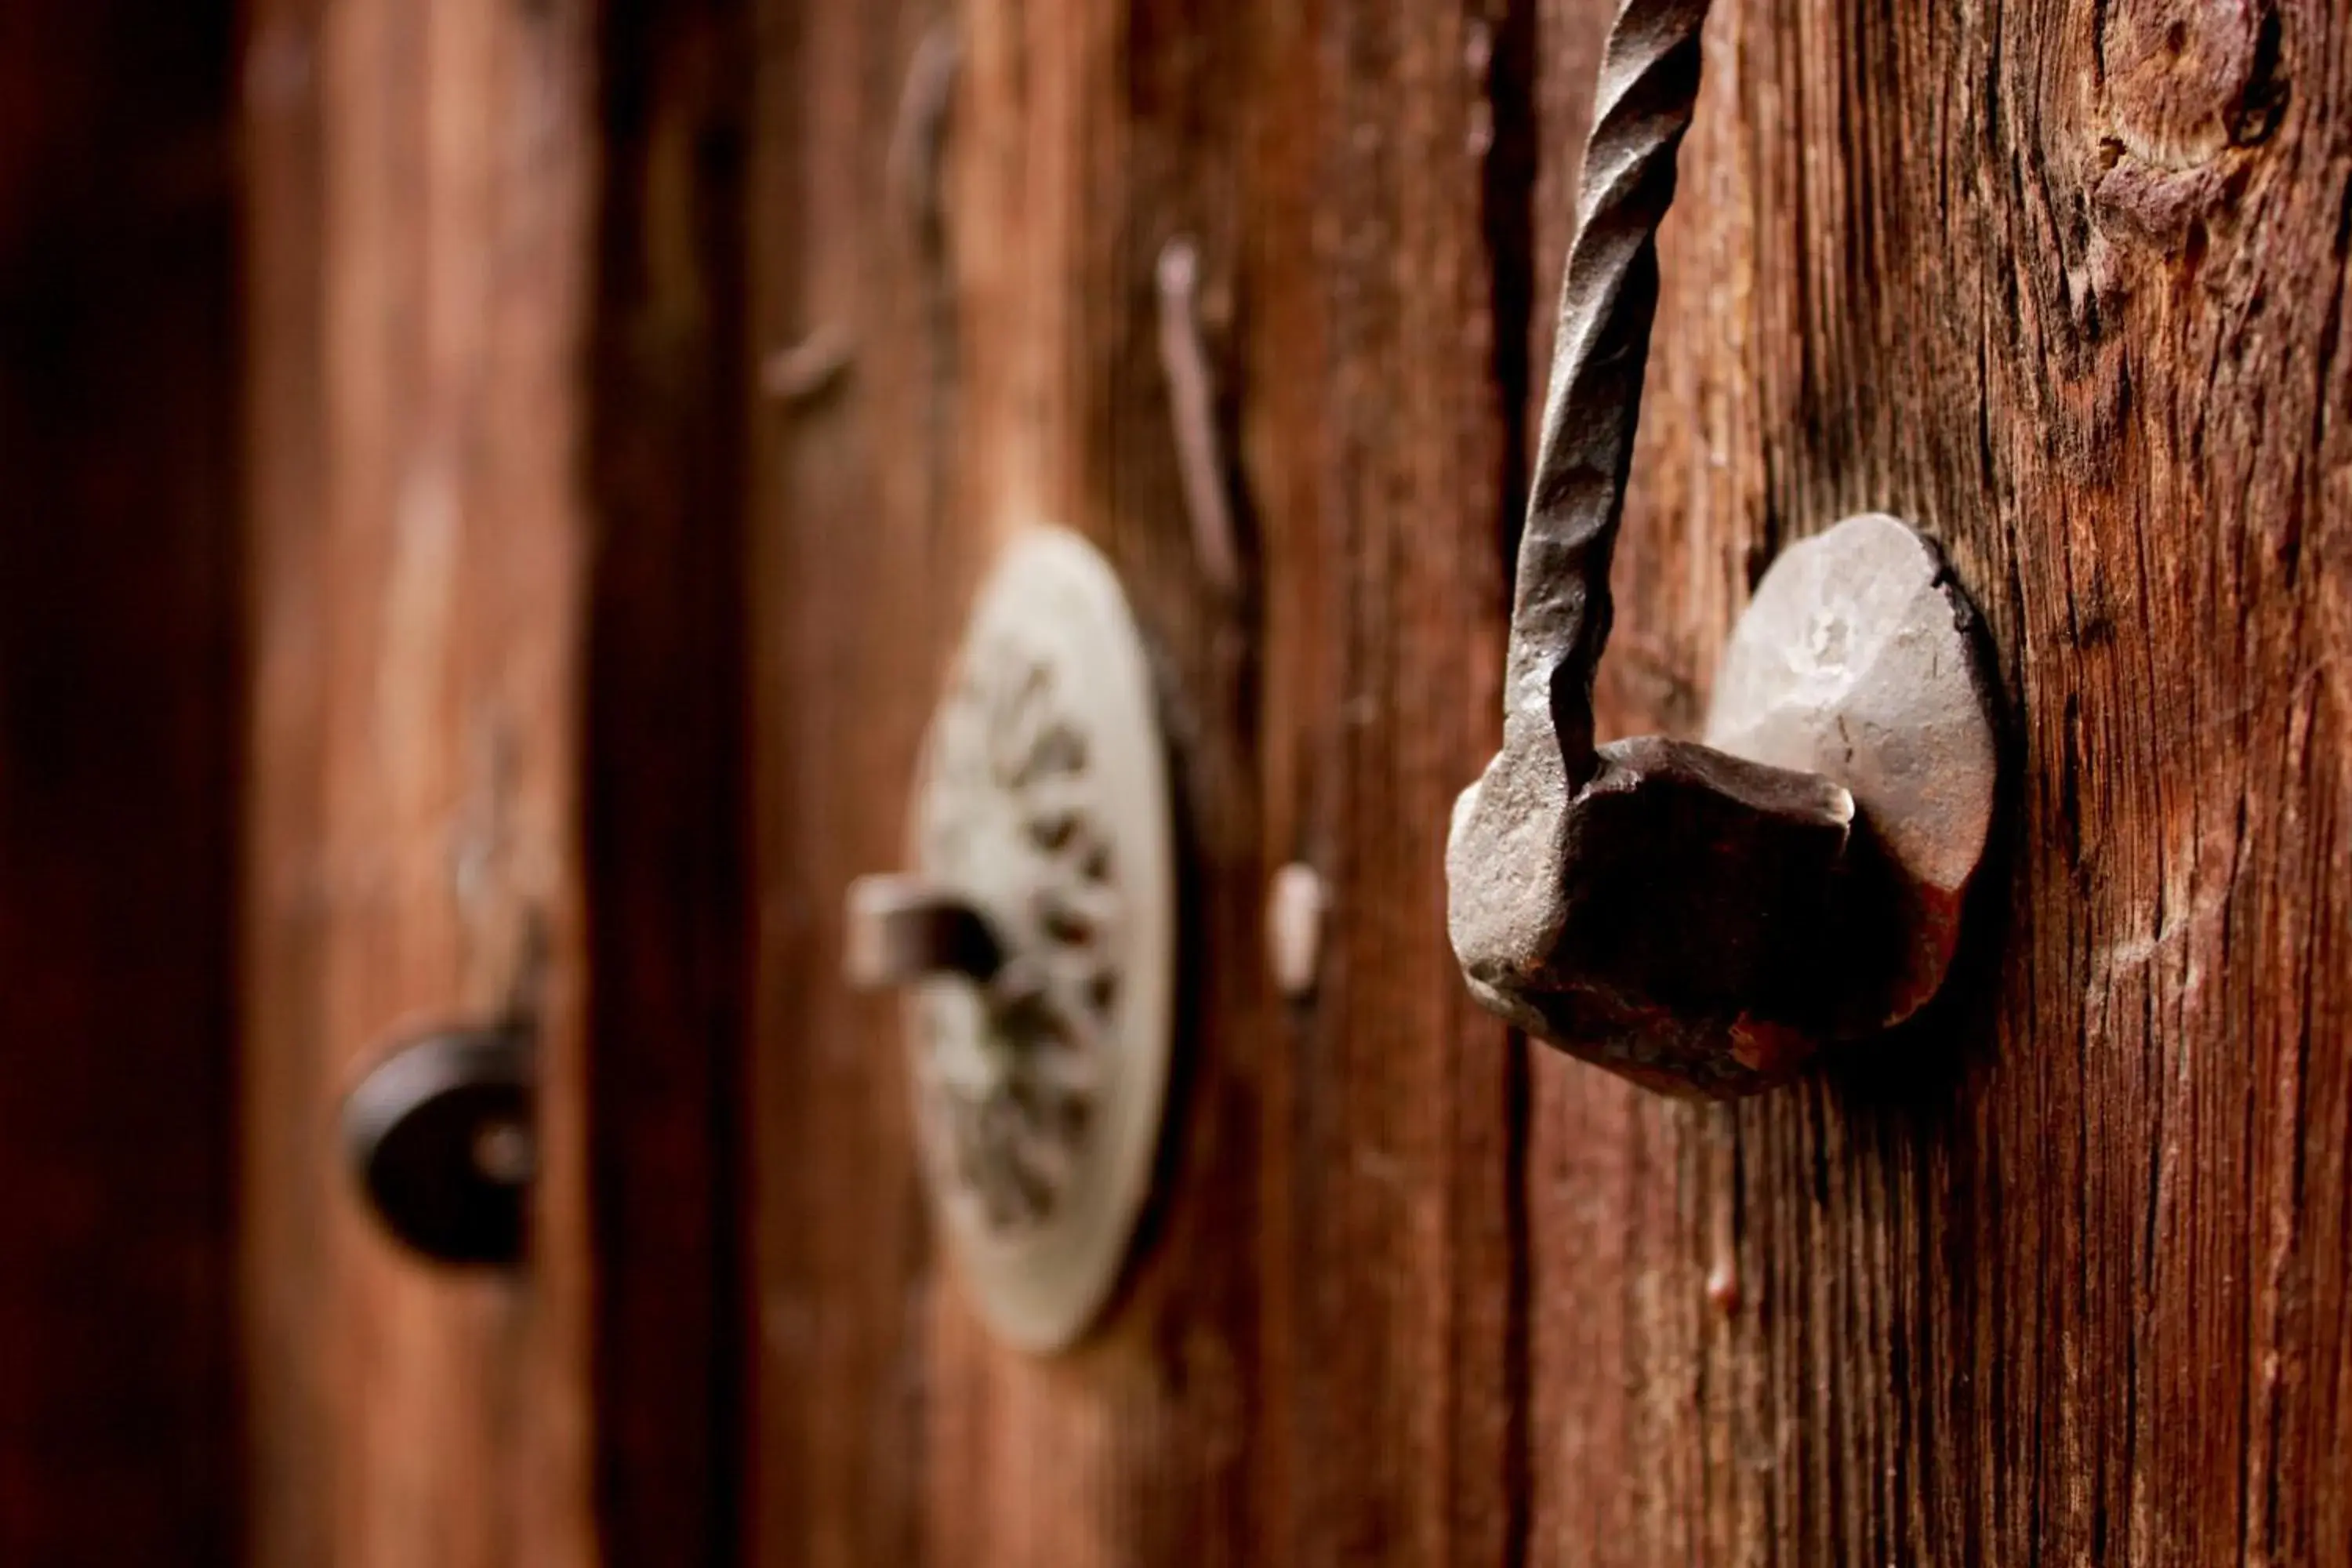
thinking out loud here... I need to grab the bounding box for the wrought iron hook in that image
[1508,0,1708,784]
[1446,0,1998,1098]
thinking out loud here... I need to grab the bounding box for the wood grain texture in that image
[1243,0,1526,1559]
[0,4,242,1563]
[746,3,949,1562]
[1526,1,2352,1563]
[748,0,1281,1560]
[754,0,2351,1563]
[243,1,600,1563]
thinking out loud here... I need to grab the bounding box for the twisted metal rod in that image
[1451,0,2001,1097]
[1506,0,1711,786]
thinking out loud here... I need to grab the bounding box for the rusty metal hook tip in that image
[1156,235,1243,602]
[1445,0,1997,1098]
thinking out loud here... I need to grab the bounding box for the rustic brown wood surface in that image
[1526,1,2352,1563]
[0,5,242,1563]
[750,0,1277,1562]
[751,0,1526,1561]
[750,0,2352,1565]
[222,0,2352,1560]
[242,1,601,1564]
[747,9,943,1565]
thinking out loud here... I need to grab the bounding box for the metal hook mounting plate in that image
[341,1025,535,1267]
[1704,512,1999,1030]
[884,524,1176,1352]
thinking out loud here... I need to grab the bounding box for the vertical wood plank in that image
[1243,0,1525,1561]
[745,2,941,1562]
[244,2,601,1563]
[750,0,1522,1562]
[926,1,1273,1563]
[1526,2,2352,1563]
[750,0,1278,1557]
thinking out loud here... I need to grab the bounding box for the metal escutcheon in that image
[847,525,1176,1353]
[341,1025,535,1268]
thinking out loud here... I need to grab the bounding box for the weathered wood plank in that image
[1526,2,2352,1563]
[750,0,1524,1561]
[750,0,2352,1562]
[745,3,944,1563]
[1243,0,1527,1560]
[244,2,600,1563]
[750,0,1275,1558]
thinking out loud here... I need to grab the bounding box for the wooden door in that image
[748,1,2352,1565]
[238,0,2350,1563]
